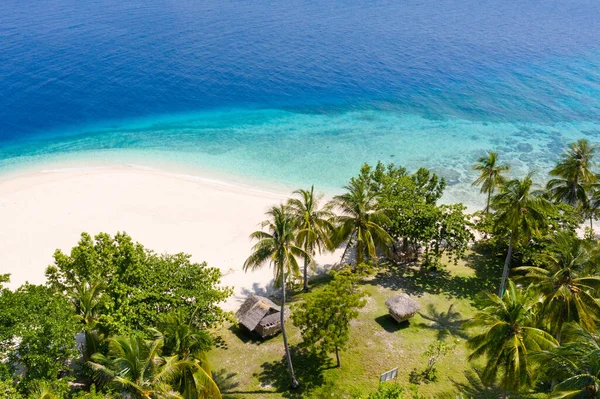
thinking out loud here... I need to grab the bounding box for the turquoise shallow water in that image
[3,108,600,208]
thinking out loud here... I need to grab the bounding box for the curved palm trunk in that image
[498,234,514,297]
[485,189,491,214]
[281,271,299,388]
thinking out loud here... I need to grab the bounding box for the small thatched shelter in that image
[385,294,420,323]
[236,295,282,338]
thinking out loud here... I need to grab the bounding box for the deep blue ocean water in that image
[1,0,600,205]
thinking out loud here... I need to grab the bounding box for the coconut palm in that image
[156,312,221,399]
[286,186,335,290]
[29,381,59,399]
[492,173,552,296]
[467,281,558,397]
[472,151,510,213]
[582,184,600,230]
[244,205,309,388]
[69,280,105,327]
[534,323,600,398]
[514,231,600,341]
[88,336,181,399]
[332,178,393,265]
[547,139,598,207]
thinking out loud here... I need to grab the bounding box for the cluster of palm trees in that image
[470,139,600,397]
[243,182,393,388]
[468,231,600,397]
[472,139,600,296]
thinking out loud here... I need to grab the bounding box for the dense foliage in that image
[0,233,230,398]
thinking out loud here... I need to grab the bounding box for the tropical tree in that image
[156,312,221,399]
[46,232,231,333]
[472,151,510,213]
[467,281,558,397]
[492,173,552,296]
[88,336,181,399]
[243,205,310,388]
[582,184,600,230]
[535,323,600,398]
[29,382,57,399]
[291,269,366,367]
[547,139,598,207]
[332,178,393,265]
[514,231,600,341]
[69,280,105,327]
[286,186,335,291]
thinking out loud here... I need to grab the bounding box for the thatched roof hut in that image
[385,294,420,323]
[236,295,282,338]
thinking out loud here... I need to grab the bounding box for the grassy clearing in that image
[209,250,540,398]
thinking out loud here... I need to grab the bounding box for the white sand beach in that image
[0,166,341,310]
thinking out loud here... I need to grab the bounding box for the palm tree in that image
[89,336,181,399]
[286,186,335,291]
[535,323,600,398]
[157,312,221,399]
[582,184,600,230]
[492,173,552,296]
[472,151,510,213]
[547,139,598,207]
[69,280,104,327]
[332,178,392,265]
[244,205,309,388]
[467,281,557,397]
[514,231,600,341]
[29,381,59,399]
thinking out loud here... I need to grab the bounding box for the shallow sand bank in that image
[0,166,341,310]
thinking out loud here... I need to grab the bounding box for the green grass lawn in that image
[209,251,542,398]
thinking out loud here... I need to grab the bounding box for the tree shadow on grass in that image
[465,247,503,284]
[417,303,471,340]
[446,368,542,399]
[368,248,501,300]
[447,368,503,399]
[255,346,333,398]
[213,368,240,392]
[375,314,411,333]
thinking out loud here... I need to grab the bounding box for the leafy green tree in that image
[467,281,557,397]
[515,231,600,341]
[491,173,553,296]
[46,232,231,334]
[291,270,366,367]
[0,283,79,389]
[244,205,309,388]
[535,323,600,398]
[547,139,598,207]
[286,186,335,291]
[420,204,474,268]
[332,177,393,264]
[472,151,510,213]
[88,336,180,399]
[366,383,406,399]
[355,162,445,251]
[0,380,23,399]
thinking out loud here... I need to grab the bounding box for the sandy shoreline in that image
[0,165,341,310]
